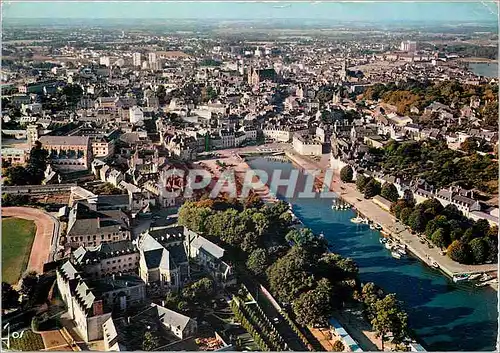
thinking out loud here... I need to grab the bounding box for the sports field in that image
[2,217,37,284]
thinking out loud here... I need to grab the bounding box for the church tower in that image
[340,59,348,81]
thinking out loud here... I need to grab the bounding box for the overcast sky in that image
[3,1,498,23]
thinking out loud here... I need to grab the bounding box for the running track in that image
[2,207,59,274]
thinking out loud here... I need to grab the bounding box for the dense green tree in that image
[267,246,315,303]
[390,200,405,218]
[61,84,83,105]
[156,85,166,105]
[142,331,160,351]
[356,174,368,192]
[483,235,498,263]
[447,240,471,264]
[381,183,399,202]
[93,182,124,195]
[4,166,31,186]
[391,199,413,219]
[400,208,413,225]
[408,209,427,233]
[469,238,488,264]
[318,253,359,280]
[425,215,449,239]
[20,271,38,296]
[252,212,269,236]
[360,282,384,318]
[285,228,323,251]
[2,193,31,206]
[364,179,381,199]
[2,282,20,312]
[487,225,498,238]
[26,141,48,184]
[340,165,354,183]
[425,219,439,239]
[443,204,463,221]
[473,219,491,237]
[178,202,212,233]
[461,228,476,244]
[293,283,332,327]
[431,228,449,249]
[163,292,180,311]
[177,300,188,311]
[182,277,214,302]
[419,198,444,221]
[246,248,268,276]
[481,100,499,127]
[371,294,408,350]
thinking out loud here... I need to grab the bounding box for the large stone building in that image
[66,202,131,248]
[72,241,140,279]
[57,261,146,342]
[39,135,92,171]
[137,226,189,291]
[102,303,197,350]
[292,133,324,156]
[247,67,278,85]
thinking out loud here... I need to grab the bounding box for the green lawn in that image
[10,330,44,351]
[2,217,37,284]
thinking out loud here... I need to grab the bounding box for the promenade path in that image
[285,151,498,278]
[198,146,284,203]
[2,207,59,274]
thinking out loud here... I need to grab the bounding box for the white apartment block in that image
[132,52,142,66]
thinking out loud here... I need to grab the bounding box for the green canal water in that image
[247,157,498,351]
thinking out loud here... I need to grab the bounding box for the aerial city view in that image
[1,1,498,352]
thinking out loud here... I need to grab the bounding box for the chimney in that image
[93,300,104,316]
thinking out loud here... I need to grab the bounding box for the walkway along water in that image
[246,156,498,352]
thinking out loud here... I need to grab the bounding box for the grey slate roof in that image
[67,202,128,237]
[191,235,224,259]
[155,304,192,331]
[39,135,90,146]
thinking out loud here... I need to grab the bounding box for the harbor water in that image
[247,156,498,351]
[468,62,498,79]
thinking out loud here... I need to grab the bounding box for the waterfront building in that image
[292,132,324,156]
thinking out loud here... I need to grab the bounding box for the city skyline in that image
[3,1,499,23]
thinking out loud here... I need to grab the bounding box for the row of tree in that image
[230,297,271,351]
[236,293,286,351]
[391,198,498,264]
